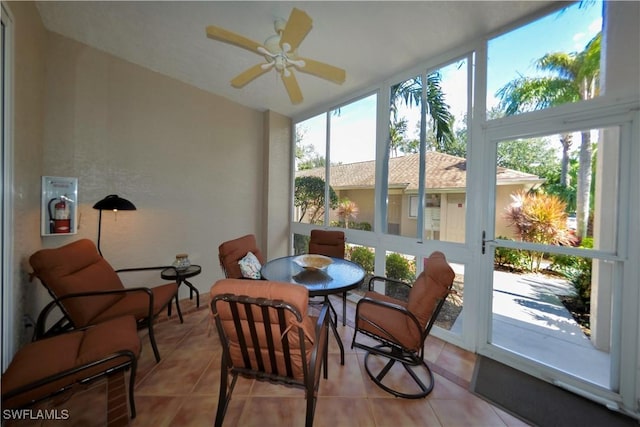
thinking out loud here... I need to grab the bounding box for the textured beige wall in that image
[5,3,291,355]
[262,111,292,259]
[6,1,48,352]
[38,31,269,298]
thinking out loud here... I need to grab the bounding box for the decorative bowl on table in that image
[293,254,333,271]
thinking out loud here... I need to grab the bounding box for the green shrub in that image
[385,253,415,282]
[354,222,372,231]
[349,246,374,274]
[570,258,592,305]
[329,221,372,231]
[494,237,527,271]
[293,234,310,255]
[549,237,593,307]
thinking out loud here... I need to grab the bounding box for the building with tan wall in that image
[296,151,543,241]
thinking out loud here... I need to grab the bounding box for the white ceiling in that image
[35,1,557,118]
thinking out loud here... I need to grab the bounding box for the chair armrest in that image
[310,302,330,383]
[53,288,154,301]
[355,296,423,337]
[115,266,171,273]
[34,288,155,340]
[33,300,71,340]
[367,275,411,292]
[1,349,137,404]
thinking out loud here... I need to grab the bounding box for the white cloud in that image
[589,17,603,34]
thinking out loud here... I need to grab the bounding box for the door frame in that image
[1,1,15,371]
[476,99,639,413]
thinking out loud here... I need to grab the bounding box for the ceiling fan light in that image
[263,35,281,54]
[274,56,286,71]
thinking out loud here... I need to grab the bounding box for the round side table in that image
[161,265,202,319]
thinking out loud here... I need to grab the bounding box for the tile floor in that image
[10,296,532,426]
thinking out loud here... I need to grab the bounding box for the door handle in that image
[482,231,495,254]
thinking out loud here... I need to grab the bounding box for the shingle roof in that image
[296,151,542,191]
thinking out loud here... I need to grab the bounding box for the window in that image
[328,96,377,230]
[294,113,327,225]
[495,127,617,253]
[294,94,377,230]
[290,2,639,415]
[386,58,469,243]
[487,1,603,118]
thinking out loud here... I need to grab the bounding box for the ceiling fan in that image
[206,8,346,105]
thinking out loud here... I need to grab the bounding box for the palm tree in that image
[497,32,601,238]
[389,118,408,158]
[390,72,454,150]
[337,199,359,229]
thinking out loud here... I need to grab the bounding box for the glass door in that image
[483,120,629,394]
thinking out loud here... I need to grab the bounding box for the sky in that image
[297,1,603,167]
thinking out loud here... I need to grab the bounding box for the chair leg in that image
[148,323,161,363]
[215,365,237,427]
[305,393,317,427]
[128,355,138,418]
[168,295,184,324]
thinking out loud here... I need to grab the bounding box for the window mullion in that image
[416,71,428,241]
[324,111,331,226]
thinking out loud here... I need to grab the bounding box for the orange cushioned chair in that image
[308,229,348,325]
[1,315,140,419]
[351,251,455,398]
[218,234,265,279]
[210,279,329,427]
[29,239,179,362]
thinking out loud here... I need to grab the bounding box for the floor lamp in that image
[93,194,136,256]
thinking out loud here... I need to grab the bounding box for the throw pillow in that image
[238,252,262,279]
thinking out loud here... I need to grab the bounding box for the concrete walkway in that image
[453,270,610,387]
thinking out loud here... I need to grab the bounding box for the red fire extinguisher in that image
[48,196,71,233]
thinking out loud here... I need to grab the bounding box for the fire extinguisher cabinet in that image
[41,176,78,236]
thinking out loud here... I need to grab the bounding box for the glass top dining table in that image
[261,255,365,365]
[260,255,365,297]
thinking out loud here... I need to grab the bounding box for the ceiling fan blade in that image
[206,26,263,54]
[230,64,271,88]
[280,8,312,51]
[297,57,346,85]
[281,71,303,104]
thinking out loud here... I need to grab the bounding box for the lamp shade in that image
[93,195,136,211]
